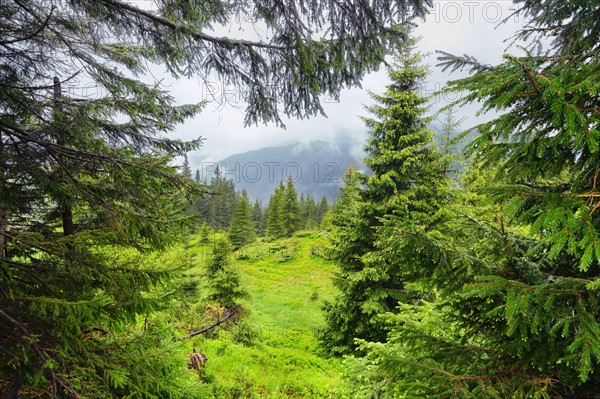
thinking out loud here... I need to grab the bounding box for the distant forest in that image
[184,162,330,248]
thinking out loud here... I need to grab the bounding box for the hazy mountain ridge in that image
[196,125,471,202]
[199,140,362,202]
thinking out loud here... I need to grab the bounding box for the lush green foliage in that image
[280,177,303,237]
[203,238,248,310]
[265,177,317,239]
[320,39,452,355]
[1,0,430,396]
[229,190,256,249]
[184,232,343,398]
[196,167,238,232]
[195,173,329,240]
[340,1,600,397]
[300,195,330,230]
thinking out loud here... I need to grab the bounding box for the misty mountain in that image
[198,140,362,202]
[194,123,474,203]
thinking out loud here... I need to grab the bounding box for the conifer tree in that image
[320,37,451,355]
[301,194,318,229]
[252,200,264,236]
[0,0,433,396]
[204,169,238,231]
[344,162,544,398]
[413,0,600,395]
[316,196,330,226]
[229,190,256,249]
[182,154,193,180]
[204,239,248,311]
[266,181,286,239]
[346,2,600,397]
[279,176,302,237]
[199,221,212,244]
[320,208,333,230]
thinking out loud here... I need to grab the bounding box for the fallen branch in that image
[181,310,237,340]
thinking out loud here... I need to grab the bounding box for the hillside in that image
[207,140,361,202]
[183,232,343,398]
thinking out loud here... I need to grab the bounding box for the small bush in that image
[309,243,332,260]
[235,241,270,261]
[270,239,300,262]
[231,321,260,346]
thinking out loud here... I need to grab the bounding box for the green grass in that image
[184,231,343,398]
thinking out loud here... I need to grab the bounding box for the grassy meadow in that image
[180,231,344,398]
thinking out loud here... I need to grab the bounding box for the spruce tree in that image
[229,190,256,249]
[301,194,318,229]
[344,162,544,398]
[315,196,330,226]
[252,200,264,236]
[320,37,450,355]
[279,176,302,237]
[204,239,248,311]
[199,221,212,244]
[426,0,600,394]
[0,0,433,396]
[206,170,237,231]
[346,2,600,397]
[181,154,193,180]
[265,181,286,239]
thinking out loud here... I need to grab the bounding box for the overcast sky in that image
[153,1,525,169]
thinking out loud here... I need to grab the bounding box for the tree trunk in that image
[0,132,6,258]
[53,77,74,238]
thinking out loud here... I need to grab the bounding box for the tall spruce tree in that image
[181,154,193,180]
[320,37,451,355]
[316,196,330,226]
[265,181,286,239]
[300,194,318,229]
[212,177,237,231]
[0,0,433,396]
[346,2,600,397]
[344,161,547,398]
[279,176,302,237]
[229,190,256,249]
[252,200,264,236]
[433,0,600,395]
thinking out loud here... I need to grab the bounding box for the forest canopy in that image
[0,0,430,397]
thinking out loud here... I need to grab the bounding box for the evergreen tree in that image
[344,163,540,398]
[182,154,193,179]
[279,176,302,237]
[252,200,264,236]
[229,190,256,249]
[415,1,600,395]
[199,221,212,244]
[204,239,248,311]
[194,168,201,184]
[321,38,451,355]
[301,194,318,229]
[346,2,600,397]
[203,168,238,231]
[265,181,286,239]
[319,208,333,230]
[436,107,464,178]
[0,0,433,396]
[315,196,330,226]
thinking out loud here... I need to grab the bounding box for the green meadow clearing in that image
[181,232,344,398]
